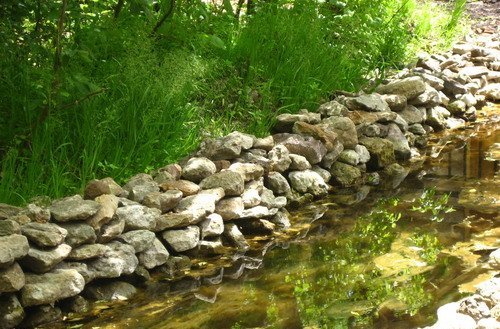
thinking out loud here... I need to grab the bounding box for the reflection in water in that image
[59,109,499,329]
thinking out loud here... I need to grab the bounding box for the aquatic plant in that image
[411,188,455,222]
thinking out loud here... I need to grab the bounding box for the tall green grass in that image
[0,0,468,205]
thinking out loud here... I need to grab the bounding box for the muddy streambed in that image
[51,107,499,329]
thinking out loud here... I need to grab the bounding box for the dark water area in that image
[57,107,499,329]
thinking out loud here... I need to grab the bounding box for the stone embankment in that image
[0,32,499,328]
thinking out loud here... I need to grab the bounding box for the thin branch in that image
[53,0,68,72]
[150,0,176,36]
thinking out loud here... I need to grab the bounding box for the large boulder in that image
[199,171,245,196]
[50,195,101,222]
[359,137,396,170]
[20,269,85,307]
[376,76,426,100]
[273,133,327,164]
[20,222,67,248]
[288,170,329,197]
[181,157,217,183]
[162,226,200,252]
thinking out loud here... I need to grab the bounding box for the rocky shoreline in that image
[0,30,499,328]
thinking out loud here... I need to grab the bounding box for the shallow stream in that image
[58,106,499,329]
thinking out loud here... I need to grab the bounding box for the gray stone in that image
[376,76,426,100]
[0,220,20,236]
[241,188,261,208]
[223,223,249,250]
[0,204,21,221]
[448,100,467,116]
[0,234,29,269]
[321,140,344,169]
[0,263,24,292]
[321,116,358,149]
[338,150,360,166]
[410,85,441,107]
[181,157,217,183]
[142,190,183,213]
[273,133,327,164]
[21,222,67,248]
[265,172,291,195]
[478,83,500,101]
[20,244,72,273]
[381,94,407,112]
[0,294,24,329]
[199,171,245,196]
[98,217,124,243]
[359,137,396,169]
[443,77,469,95]
[67,244,110,260]
[119,230,156,253]
[399,105,425,125]
[318,100,349,117]
[270,210,291,230]
[176,193,218,220]
[288,170,328,197]
[123,174,159,203]
[215,197,244,221]
[426,106,448,130]
[289,154,312,170]
[311,165,331,183]
[160,180,200,196]
[116,204,160,231]
[50,195,101,222]
[253,136,274,151]
[260,188,285,209]
[347,110,397,126]
[59,222,97,248]
[198,131,254,160]
[330,162,362,187]
[84,281,137,301]
[84,177,124,199]
[240,206,278,219]
[88,241,138,278]
[346,93,390,112]
[268,144,292,172]
[200,213,224,239]
[228,163,264,182]
[138,237,170,269]
[21,203,50,223]
[155,212,198,231]
[409,123,427,135]
[386,123,411,161]
[355,145,370,164]
[54,261,95,284]
[20,269,85,307]
[459,66,489,79]
[87,194,119,230]
[162,226,200,252]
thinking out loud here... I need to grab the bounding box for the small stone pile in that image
[0,34,499,328]
[423,249,500,329]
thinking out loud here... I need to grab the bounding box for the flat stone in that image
[54,261,95,284]
[346,93,390,112]
[20,269,85,307]
[21,222,67,248]
[215,197,244,221]
[67,244,110,260]
[138,237,170,269]
[459,66,489,79]
[274,112,322,132]
[155,212,198,231]
[346,110,397,125]
[175,193,219,220]
[50,195,101,222]
[59,222,97,247]
[20,244,72,273]
[288,170,329,197]
[0,204,21,220]
[199,171,245,196]
[0,294,24,329]
[160,180,200,196]
[376,76,426,100]
[84,177,124,199]
[119,230,156,253]
[200,213,224,239]
[0,234,29,269]
[181,157,217,183]
[268,144,292,172]
[0,263,25,292]
[162,226,200,252]
[116,204,160,231]
[0,220,20,236]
